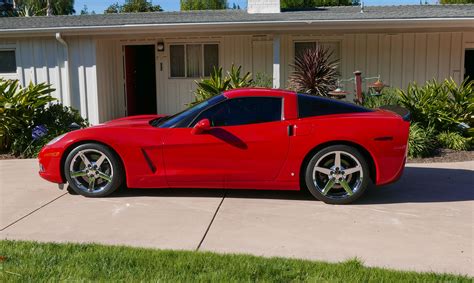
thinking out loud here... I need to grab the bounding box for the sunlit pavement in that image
[1,159,472,276]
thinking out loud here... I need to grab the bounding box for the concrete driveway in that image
[1,159,473,276]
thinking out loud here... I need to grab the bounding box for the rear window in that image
[297,94,372,118]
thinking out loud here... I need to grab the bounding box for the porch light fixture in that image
[157,42,165,52]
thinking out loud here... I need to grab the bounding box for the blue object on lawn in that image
[32,125,48,140]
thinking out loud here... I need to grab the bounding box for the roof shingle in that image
[0,5,473,31]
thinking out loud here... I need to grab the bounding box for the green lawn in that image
[0,240,470,282]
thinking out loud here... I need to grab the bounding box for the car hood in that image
[95,114,168,128]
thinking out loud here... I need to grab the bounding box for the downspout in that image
[55,32,71,107]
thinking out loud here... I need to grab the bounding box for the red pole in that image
[354,71,363,104]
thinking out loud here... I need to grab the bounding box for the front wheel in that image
[305,145,370,204]
[64,143,124,197]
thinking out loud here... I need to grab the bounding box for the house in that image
[0,1,473,125]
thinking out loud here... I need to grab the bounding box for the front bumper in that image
[38,146,64,184]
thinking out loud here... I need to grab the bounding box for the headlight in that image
[46,133,67,146]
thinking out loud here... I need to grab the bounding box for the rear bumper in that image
[38,146,64,184]
[377,156,407,186]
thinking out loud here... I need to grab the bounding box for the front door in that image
[162,97,289,187]
[124,45,157,116]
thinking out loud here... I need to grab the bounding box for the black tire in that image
[304,145,370,204]
[64,143,124,197]
[66,185,78,195]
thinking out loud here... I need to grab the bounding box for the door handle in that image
[288,125,295,136]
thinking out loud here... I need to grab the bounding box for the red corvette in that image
[38,88,410,204]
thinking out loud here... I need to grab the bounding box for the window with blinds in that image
[169,43,219,78]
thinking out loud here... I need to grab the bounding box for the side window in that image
[195,97,282,127]
[298,94,371,118]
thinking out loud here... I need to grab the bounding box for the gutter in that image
[55,32,71,107]
[1,17,474,36]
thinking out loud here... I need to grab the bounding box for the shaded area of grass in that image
[0,240,470,282]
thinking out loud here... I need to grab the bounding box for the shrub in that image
[0,79,55,151]
[288,45,339,96]
[397,78,473,133]
[408,123,437,158]
[252,72,273,88]
[437,131,472,151]
[10,104,88,157]
[190,65,253,106]
[0,79,88,157]
[362,88,400,109]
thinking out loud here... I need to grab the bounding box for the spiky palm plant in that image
[289,45,339,96]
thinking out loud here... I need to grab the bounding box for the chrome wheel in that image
[69,149,114,194]
[312,150,364,200]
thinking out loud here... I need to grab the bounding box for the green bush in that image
[437,131,472,151]
[361,88,400,109]
[190,65,253,106]
[408,123,437,158]
[252,72,273,88]
[0,79,55,151]
[397,78,473,133]
[0,79,88,157]
[10,104,88,157]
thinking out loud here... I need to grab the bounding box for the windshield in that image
[155,95,226,128]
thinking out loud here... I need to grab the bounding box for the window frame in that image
[189,96,284,128]
[168,42,220,79]
[0,48,17,75]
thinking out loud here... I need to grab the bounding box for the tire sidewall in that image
[305,145,370,204]
[64,143,123,197]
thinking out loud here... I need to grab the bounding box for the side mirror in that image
[191,118,211,135]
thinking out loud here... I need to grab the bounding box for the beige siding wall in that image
[0,38,68,102]
[341,32,466,86]
[96,39,124,122]
[94,30,473,121]
[0,36,100,124]
[281,31,472,98]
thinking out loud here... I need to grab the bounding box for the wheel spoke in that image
[88,177,96,192]
[322,178,336,195]
[95,154,107,167]
[334,152,341,168]
[339,179,354,196]
[344,166,361,175]
[314,167,331,176]
[97,171,112,182]
[70,170,87,178]
[79,152,91,167]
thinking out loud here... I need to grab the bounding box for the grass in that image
[0,240,471,282]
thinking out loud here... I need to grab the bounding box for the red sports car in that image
[38,88,410,204]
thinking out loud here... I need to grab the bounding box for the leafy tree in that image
[281,0,358,9]
[104,3,120,13]
[104,0,162,14]
[12,0,74,16]
[181,0,228,10]
[440,0,474,3]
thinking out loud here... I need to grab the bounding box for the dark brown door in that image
[125,45,157,116]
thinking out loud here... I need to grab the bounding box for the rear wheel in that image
[64,143,123,197]
[305,145,370,204]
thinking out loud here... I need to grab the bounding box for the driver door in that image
[162,97,289,187]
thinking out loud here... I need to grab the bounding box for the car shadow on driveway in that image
[107,167,473,204]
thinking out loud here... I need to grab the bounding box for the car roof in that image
[223,88,296,99]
